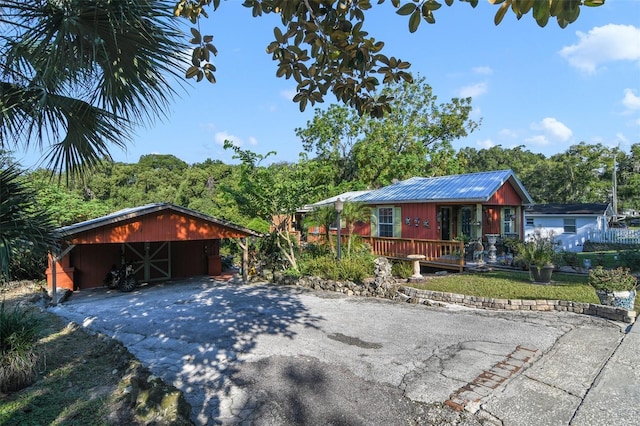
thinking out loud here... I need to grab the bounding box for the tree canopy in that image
[0,0,606,176]
[296,77,478,189]
[176,0,606,116]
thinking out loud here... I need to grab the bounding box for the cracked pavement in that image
[48,278,626,425]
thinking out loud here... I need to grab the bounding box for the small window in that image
[503,208,514,234]
[378,207,394,237]
[564,218,576,234]
[526,217,534,226]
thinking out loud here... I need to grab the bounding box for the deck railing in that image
[363,236,465,272]
[305,234,466,271]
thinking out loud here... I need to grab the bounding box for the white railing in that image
[586,229,640,245]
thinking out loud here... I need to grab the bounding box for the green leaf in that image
[189,28,201,44]
[274,27,284,43]
[396,3,417,15]
[186,66,200,79]
[494,2,509,25]
[423,0,442,11]
[533,0,550,26]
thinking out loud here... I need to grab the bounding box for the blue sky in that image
[16,0,640,168]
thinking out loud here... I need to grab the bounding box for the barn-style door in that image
[123,242,171,282]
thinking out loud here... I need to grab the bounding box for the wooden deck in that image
[363,237,465,272]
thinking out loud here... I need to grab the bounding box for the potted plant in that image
[515,229,556,283]
[588,266,638,310]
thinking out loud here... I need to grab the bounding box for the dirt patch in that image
[0,282,193,425]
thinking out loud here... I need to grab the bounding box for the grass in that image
[406,270,640,314]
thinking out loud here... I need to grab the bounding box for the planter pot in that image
[529,265,553,284]
[529,265,541,283]
[596,289,636,310]
[539,265,554,284]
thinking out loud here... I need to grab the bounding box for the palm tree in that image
[303,205,337,254]
[0,0,187,177]
[342,202,371,256]
[0,165,59,282]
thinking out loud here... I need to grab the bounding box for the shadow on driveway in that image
[50,278,324,423]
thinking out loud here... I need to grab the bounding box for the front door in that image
[440,207,451,240]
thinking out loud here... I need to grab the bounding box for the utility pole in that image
[612,154,618,216]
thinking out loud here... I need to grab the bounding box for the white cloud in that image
[457,82,488,99]
[615,133,629,144]
[498,128,518,139]
[525,135,549,146]
[472,66,493,75]
[476,139,495,149]
[559,24,640,73]
[281,89,297,100]
[214,130,258,148]
[532,117,573,142]
[622,88,640,111]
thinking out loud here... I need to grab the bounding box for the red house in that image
[305,170,533,270]
[46,203,261,292]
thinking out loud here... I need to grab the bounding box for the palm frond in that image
[0,0,188,178]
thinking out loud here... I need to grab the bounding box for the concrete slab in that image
[571,321,640,425]
[483,375,581,426]
[524,326,622,397]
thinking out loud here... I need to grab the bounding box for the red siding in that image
[400,204,439,240]
[487,181,522,205]
[46,208,243,291]
[69,212,249,245]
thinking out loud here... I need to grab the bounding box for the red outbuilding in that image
[46,203,261,292]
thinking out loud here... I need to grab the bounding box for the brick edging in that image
[398,286,637,324]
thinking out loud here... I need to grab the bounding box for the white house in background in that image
[524,203,614,252]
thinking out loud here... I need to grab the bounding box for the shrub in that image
[515,228,557,267]
[561,251,579,268]
[392,260,413,279]
[619,249,640,272]
[0,302,42,392]
[588,266,638,293]
[299,253,374,283]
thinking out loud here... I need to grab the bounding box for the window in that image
[378,207,394,237]
[526,217,534,227]
[563,218,577,234]
[503,208,514,234]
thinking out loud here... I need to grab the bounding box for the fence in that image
[586,229,640,245]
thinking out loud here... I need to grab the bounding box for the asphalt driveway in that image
[48,278,623,425]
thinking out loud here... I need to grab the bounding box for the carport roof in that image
[58,203,261,238]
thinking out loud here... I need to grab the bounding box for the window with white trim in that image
[563,218,577,234]
[378,207,394,237]
[503,208,514,234]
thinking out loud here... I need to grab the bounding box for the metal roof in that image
[58,202,261,238]
[525,203,612,216]
[297,190,373,213]
[351,170,534,204]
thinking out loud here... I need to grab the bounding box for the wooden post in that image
[51,255,57,306]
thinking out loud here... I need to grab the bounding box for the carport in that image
[46,203,261,293]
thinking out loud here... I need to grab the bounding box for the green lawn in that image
[406,270,640,313]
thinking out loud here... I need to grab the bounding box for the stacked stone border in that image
[398,286,636,324]
[273,273,637,324]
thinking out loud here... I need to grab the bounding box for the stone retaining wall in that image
[272,257,636,324]
[397,287,637,324]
